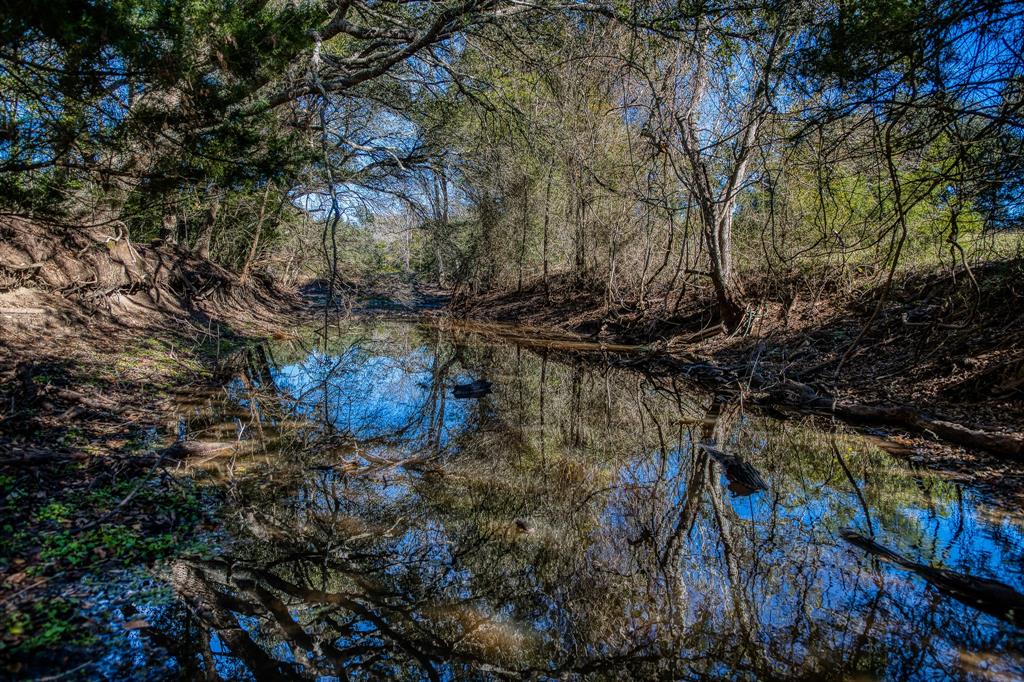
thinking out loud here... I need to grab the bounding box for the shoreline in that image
[444,262,1024,460]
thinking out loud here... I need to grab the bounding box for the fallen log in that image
[51,387,116,412]
[841,529,1024,628]
[164,440,238,457]
[0,449,90,466]
[765,380,1024,459]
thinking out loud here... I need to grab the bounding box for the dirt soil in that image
[0,218,304,672]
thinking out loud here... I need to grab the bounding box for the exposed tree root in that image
[0,217,304,332]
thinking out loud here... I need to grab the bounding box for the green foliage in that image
[35,503,73,524]
[733,127,991,280]
[1,598,96,655]
[1,0,323,233]
[39,526,178,567]
[2,475,204,577]
[803,0,929,82]
[1,0,322,170]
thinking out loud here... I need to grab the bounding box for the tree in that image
[629,2,796,329]
[1,0,531,268]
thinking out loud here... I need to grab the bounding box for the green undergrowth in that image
[111,336,211,387]
[0,469,215,660]
[2,598,95,654]
[0,328,248,664]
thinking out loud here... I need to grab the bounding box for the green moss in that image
[112,336,209,383]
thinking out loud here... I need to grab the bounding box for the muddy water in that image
[98,320,1023,680]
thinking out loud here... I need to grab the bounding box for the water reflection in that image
[121,321,1024,680]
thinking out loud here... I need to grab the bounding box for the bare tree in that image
[638,10,792,329]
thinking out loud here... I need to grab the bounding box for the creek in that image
[91,319,1024,680]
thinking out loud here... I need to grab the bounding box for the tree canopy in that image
[2,0,1022,323]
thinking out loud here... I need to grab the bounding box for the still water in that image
[102,320,1023,680]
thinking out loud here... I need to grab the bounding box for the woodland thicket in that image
[3,0,1023,327]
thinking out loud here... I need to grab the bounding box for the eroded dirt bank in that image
[450,261,1024,460]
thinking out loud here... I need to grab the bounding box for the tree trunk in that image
[705,209,745,330]
[240,184,273,283]
[195,198,220,260]
[518,178,529,292]
[662,27,786,333]
[542,168,552,300]
[432,158,450,287]
[404,224,411,272]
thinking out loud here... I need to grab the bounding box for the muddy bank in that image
[450,261,1024,459]
[0,218,306,671]
[0,326,226,673]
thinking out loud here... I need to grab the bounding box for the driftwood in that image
[841,529,1024,628]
